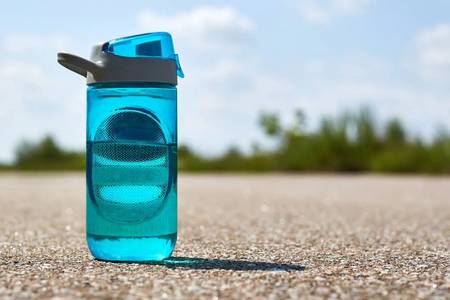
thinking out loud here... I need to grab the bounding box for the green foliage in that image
[384,119,406,146]
[14,136,84,170]
[259,113,281,137]
[179,108,450,174]
[6,108,450,173]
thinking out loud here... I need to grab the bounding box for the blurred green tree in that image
[15,136,84,170]
[259,112,282,137]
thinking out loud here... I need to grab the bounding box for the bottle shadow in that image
[149,257,305,272]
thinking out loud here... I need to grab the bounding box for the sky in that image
[0,0,450,162]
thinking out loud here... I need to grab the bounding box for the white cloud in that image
[290,54,450,141]
[137,6,255,57]
[0,34,84,162]
[1,34,70,53]
[333,0,371,13]
[298,0,371,24]
[416,23,450,79]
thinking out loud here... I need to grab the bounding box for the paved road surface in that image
[0,174,449,299]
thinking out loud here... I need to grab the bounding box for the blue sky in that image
[1,0,450,162]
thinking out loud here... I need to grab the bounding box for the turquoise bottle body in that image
[57,32,183,261]
[86,83,177,261]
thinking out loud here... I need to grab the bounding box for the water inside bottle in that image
[87,140,175,223]
[86,140,177,260]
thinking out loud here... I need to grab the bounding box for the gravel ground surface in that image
[0,174,449,299]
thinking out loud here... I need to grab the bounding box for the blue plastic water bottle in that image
[58,32,183,261]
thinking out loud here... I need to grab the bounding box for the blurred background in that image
[1,0,449,173]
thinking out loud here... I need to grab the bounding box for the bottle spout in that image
[57,52,101,78]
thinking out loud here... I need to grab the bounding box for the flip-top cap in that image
[57,32,183,85]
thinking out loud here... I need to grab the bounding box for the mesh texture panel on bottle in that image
[90,109,170,223]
